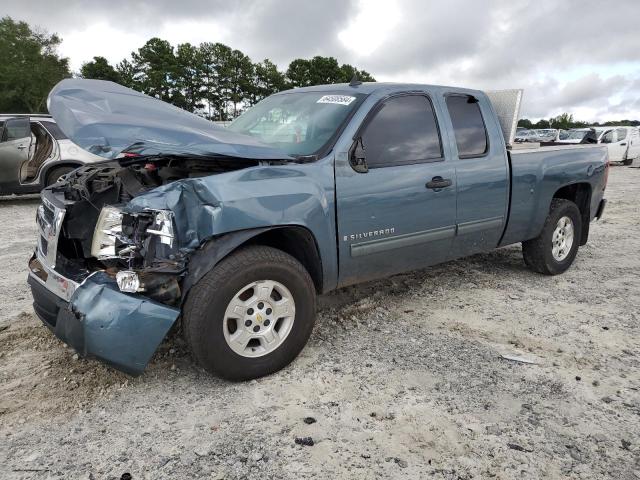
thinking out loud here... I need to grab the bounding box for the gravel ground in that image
[0,165,639,480]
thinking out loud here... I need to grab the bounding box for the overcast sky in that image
[5,0,640,121]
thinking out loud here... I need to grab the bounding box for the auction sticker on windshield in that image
[316,95,357,106]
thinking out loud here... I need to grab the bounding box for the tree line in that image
[3,16,638,127]
[80,40,374,120]
[0,16,374,119]
[518,113,639,130]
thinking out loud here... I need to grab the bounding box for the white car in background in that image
[0,114,104,195]
[535,129,559,142]
[594,126,639,165]
[557,129,596,144]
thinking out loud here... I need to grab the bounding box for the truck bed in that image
[500,144,608,246]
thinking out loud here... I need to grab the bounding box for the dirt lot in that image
[0,165,639,479]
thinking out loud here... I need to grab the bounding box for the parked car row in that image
[556,126,640,165]
[516,125,639,165]
[0,114,103,195]
[515,128,559,143]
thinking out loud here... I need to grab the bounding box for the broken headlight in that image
[145,210,174,247]
[91,206,123,259]
[116,270,142,293]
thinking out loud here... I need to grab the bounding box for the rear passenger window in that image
[361,95,442,168]
[40,121,68,140]
[446,95,488,158]
[616,128,627,141]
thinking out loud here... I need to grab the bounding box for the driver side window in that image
[360,95,442,169]
[602,131,614,144]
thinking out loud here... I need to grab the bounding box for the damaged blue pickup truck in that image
[28,79,608,380]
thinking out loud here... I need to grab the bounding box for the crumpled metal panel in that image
[69,272,179,375]
[122,160,339,292]
[47,78,293,161]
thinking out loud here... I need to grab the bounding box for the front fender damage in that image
[124,178,223,251]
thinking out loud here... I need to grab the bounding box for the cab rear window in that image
[446,95,489,158]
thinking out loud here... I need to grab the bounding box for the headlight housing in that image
[145,210,175,247]
[91,206,123,259]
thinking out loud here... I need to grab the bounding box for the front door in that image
[0,117,32,193]
[336,93,457,286]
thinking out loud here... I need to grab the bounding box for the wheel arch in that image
[181,225,324,304]
[552,182,591,245]
[41,161,84,184]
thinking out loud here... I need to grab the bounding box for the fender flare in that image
[180,227,272,303]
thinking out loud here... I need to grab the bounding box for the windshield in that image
[227,91,366,157]
[560,130,587,140]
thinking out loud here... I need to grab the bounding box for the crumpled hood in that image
[47,78,294,161]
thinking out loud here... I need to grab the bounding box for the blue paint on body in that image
[33,80,608,375]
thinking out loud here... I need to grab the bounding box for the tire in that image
[522,198,582,275]
[45,166,75,186]
[183,245,316,380]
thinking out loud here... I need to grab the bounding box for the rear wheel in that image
[183,245,316,380]
[45,166,75,186]
[522,199,582,275]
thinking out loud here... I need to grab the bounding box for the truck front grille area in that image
[34,192,94,294]
[36,197,65,269]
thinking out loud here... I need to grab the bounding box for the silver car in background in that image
[0,114,104,195]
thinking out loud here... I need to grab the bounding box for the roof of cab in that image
[274,82,483,97]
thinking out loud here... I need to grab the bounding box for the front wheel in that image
[522,199,582,275]
[183,245,316,380]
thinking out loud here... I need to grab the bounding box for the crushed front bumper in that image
[28,255,179,376]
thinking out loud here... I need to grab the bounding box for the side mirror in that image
[349,137,368,173]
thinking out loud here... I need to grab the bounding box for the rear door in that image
[602,129,626,161]
[628,127,640,160]
[442,93,509,257]
[0,117,32,192]
[615,127,635,161]
[335,93,457,286]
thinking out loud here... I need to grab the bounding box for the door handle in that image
[426,176,452,190]
[620,143,627,146]
[17,144,27,150]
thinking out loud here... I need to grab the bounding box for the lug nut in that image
[253,325,260,332]
[247,308,254,315]
[257,302,264,309]
[245,320,252,327]
[264,319,270,326]
[266,308,272,315]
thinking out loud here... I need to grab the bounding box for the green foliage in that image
[251,59,287,105]
[130,37,178,102]
[115,59,137,89]
[80,56,120,82]
[1,16,377,118]
[518,118,533,129]
[0,16,70,113]
[286,56,376,87]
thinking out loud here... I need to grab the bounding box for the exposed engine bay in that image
[48,155,259,304]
